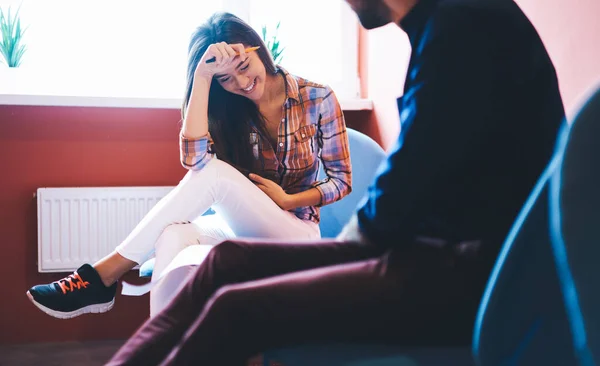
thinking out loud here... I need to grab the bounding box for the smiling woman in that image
[0,0,362,108]
[26,10,356,321]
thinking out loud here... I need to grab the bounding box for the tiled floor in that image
[0,340,124,366]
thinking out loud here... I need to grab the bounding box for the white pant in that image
[149,215,234,317]
[113,159,320,314]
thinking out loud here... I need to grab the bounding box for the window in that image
[246,0,359,100]
[0,0,361,107]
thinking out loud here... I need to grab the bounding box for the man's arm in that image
[337,215,371,244]
[348,10,502,244]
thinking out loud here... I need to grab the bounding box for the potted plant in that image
[0,5,27,93]
[261,21,284,64]
[0,5,27,68]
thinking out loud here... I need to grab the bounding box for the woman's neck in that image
[257,71,286,110]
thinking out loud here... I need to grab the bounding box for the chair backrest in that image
[472,157,576,365]
[318,128,386,238]
[550,85,600,366]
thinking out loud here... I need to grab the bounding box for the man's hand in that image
[337,215,371,244]
[249,174,292,210]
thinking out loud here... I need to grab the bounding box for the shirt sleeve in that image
[356,10,500,244]
[311,86,352,207]
[179,133,214,171]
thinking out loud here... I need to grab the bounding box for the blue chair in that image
[139,128,386,277]
[139,256,155,278]
[550,85,600,366]
[472,156,576,366]
[318,128,386,237]
[473,85,600,366]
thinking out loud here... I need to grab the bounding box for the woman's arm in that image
[250,87,352,209]
[182,76,211,139]
[280,187,322,211]
[311,87,352,207]
[248,87,351,210]
[180,76,214,170]
[180,42,248,170]
[248,174,322,211]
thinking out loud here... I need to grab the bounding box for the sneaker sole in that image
[26,291,115,319]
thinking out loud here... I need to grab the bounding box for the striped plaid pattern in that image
[180,68,352,224]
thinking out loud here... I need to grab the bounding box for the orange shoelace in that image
[56,272,90,294]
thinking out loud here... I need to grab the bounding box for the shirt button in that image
[279,142,284,147]
[281,118,285,122]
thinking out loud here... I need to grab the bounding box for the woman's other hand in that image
[249,174,292,211]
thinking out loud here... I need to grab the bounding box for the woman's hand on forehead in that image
[195,42,248,79]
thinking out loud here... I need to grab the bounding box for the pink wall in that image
[361,25,410,150]
[361,0,600,149]
[514,0,600,118]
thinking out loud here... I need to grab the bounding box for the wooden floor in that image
[0,340,270,366]
[0,340,124,366]
[0,341,469,365]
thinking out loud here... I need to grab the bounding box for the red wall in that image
[0,105,373,345]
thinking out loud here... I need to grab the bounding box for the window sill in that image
[0,93,373,112]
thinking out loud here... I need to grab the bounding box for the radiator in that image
[36,187,174,273]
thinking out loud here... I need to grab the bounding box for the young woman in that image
[26,12,352,319]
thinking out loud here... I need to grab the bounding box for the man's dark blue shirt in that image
[357,0,565,261]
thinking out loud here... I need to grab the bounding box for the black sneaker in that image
[26,264,117,319]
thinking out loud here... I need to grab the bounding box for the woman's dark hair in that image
[183,12,278,175]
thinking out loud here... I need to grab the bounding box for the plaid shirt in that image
[180,68,352,224]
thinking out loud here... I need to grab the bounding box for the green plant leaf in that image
[260,21,285,65]
[0,4,26,67]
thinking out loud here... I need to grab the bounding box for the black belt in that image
[414,235,483,259]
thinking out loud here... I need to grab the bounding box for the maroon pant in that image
[107,239,484,366]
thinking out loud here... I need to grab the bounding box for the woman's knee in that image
[177,160,245,196]
[154,223,197,252]
[201,159,246,182]
[177,159,221,186]
[184,159,233,178]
